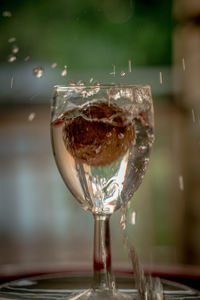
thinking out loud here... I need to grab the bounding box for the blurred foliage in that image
[0,0,173,69]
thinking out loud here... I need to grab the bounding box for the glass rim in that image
[54,84,151,91]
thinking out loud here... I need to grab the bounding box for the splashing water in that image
[61,65,67,76]
[28,113,36,122]
[121,71,126,77]
[51,62,57,68]
[8,55,16,63]
[2,11,12,17]
[159,72,163,85]
[179,175,184,191]
[8,37,16,43]
[33,67,44,78]
[12,45,19,54]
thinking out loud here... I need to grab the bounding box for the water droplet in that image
[2,11,12,17]
[89,77,93,83]
[179,175,184,191]
[128,59,132,72]
[24,56,30,62]
[118,133,124,139]
[28,112,36,122]
[182,58,186,71]
[51,62,57,68]
[61,65,67,76]
[129,211,136,225]
[8,37,16,43]
[109,64,115,76]
[159,71,163,84]
[121,71,125,76]
[12,45,19,54]
[192,109,196,123]
[8,55,16,62]
[33,67,44,78]
[10,77,14,89]
[106,132,112,138]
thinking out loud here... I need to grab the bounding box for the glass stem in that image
[92,214,114,292]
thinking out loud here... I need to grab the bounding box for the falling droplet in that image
[159,72,163,84]
[8,37,16,43]
[179,175,184,191]
[33,67,44,78]
[118,133,124,139]
[61,65,67,76]
[12,45,19,54]
[24,56,30,62]
[129,211,136,225]
[89,77,93,83]
[128,60,132,72]
[121,71,126,77]
[8,55,16,63]
[10,77,14,89]
[110,64,115,76]
[2,11,12,17]
[28,112,36,122]
[182,58,186,71]
[191,109,196,123]
[51,62,57,68]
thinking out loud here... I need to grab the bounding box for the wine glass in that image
[50,83,154,300]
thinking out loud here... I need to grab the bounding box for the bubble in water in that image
[12,45,19,54]
[28,112,36,122]
[8,54,16,62]
[61,65,67,76]
[24,56,30,62]
[51,62,57,68]
[106,132,112,138]
[179,175,184,191]
[33,67,44,78]
[121,71,126,76]
[118,133,124,139]
[8,37,16,43]
[2,11,12,17]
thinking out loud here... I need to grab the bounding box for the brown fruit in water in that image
[63,102,135,166]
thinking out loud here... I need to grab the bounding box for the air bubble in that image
[8,55,16,62]
[118,133,124,139]
[33,67,44,78]
[106,132,112,138]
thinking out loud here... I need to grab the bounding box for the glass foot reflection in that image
[0,273,199,300]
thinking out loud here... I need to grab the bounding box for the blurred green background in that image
[0,0,200,286]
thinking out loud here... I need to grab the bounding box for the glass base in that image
[0,272,199,300]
